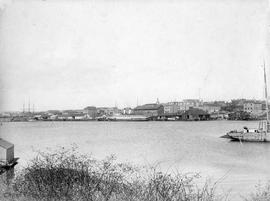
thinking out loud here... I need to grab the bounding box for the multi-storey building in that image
[201,104,221,113]
[243,102,263,116]
[163,102,179,114]
[83,106,97,119]
[183,99,202,108]
[163,100,202,114]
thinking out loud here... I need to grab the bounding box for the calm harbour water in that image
[1,120,270,200]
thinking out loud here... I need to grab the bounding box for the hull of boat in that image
[226,131,270,142]
[107,115,149,121]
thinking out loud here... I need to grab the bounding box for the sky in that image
[0,0,269,111]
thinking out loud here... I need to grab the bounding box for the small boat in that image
[223,64,270,142]
[223,123,270,142]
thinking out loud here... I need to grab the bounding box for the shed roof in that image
[84,106,97,110]
[0,138,14,149]
[60,113,85,117]
[134,104,163,110]
[185,108,209,115]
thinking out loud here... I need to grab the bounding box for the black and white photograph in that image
[1,0,270,200]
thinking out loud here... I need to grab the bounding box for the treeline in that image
[227,111,255,120]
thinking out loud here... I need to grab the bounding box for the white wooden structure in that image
[0,138,14,164]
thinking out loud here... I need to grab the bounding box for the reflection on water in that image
[1,121,270,200]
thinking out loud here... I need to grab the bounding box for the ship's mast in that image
[264,62,269,125]
[28,98,30,113]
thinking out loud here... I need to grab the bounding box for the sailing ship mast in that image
[264,62,269,129]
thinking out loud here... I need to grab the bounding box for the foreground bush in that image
[1,147,227,201]
[244,182,270,201]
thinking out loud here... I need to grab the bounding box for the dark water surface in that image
[1,120,270,200]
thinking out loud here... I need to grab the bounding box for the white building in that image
[162,101,192,114]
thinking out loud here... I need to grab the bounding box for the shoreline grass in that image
[0,147,267,201]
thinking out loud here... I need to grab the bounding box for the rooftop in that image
[0,138,14,149]
[134,104,163,110]
[84,106,97,110]
[185,108,209,115]
[183,99,201,102]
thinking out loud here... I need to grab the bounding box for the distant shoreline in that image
[0,118,262,122]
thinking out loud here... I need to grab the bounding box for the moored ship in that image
[107,115,149,121]
[222,64,270,142]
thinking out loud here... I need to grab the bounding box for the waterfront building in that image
[73,113,89,120]
[84,106,97,119]
[0,113,12,122]
[134,104,164,117]
[212,101,227,107]
[179,102,189,111]
[162,101,192,114]
[243,102,263,116]
[97,107,121,116]
[210,111,228,120]
[57,114,68,120]
[163,102,179,114]
[63,109,84,114]
[201,104,221,113]
[61,110,89,120]
[58,113,89,120]
[40,113,51,120]
[0,113,11,118]
[47,110,62,115]
[183,99,202,108]
[48,114,58,120]
[181,108,210,121]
